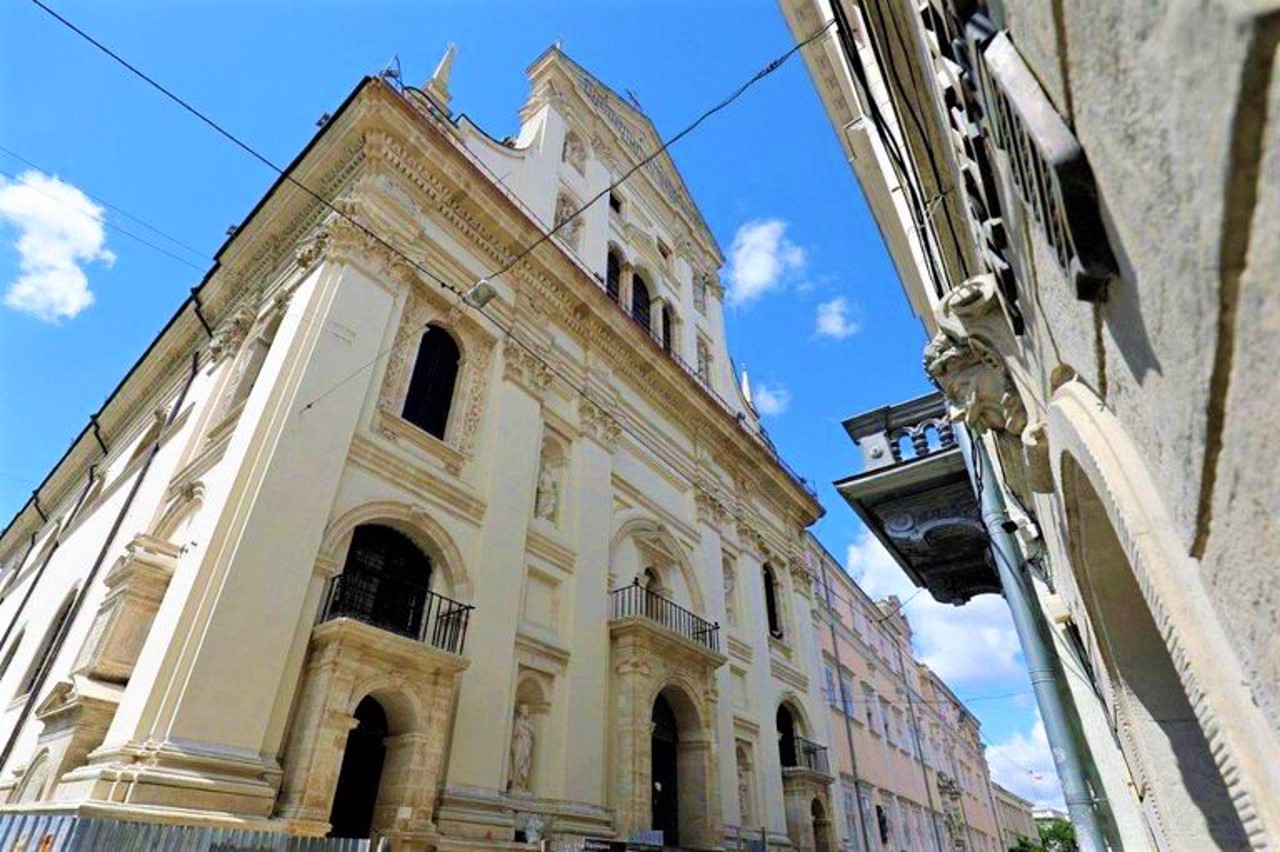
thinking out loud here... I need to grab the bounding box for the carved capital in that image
[502,340,553,398]
[579,397,620,451]
[208,306,254,365]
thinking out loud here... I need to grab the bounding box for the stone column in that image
[558,396,616,807]
[435,340,547,838]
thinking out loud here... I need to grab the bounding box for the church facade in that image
[0,48,830,850]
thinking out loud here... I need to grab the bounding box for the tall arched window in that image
[18,588,77,697]
[606,250,621,303]
[763,563,783,639]
[402,325,461,440]
[631,274,651,331]
[329,525,433,640]
[776,704,798,767]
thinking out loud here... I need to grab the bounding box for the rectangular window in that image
[863,684,878,732]
[609,191,623,214]
[824,664,839,707]
[840,675,856,719]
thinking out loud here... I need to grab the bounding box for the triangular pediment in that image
[526,48,722,264]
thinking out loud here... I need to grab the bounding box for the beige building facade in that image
[807,537,1005,852]
[781,0,1280,849]
[0,47,836,850]
[992,784,1038,850]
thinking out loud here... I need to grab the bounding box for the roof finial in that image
[425,42,457,114]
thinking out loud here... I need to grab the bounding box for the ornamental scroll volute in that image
[924,274,1052,496]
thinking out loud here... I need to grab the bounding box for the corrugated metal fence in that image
[0,814,369,852]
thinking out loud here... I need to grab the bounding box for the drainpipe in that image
[818,562,876,852]
[954,426,1107,852]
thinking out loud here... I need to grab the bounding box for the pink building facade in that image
[805,535,1006,852]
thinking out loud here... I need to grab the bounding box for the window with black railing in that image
[321,572,473,655]
[610,579,720,654]
[785,735,831,775]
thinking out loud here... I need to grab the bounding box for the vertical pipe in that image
[954,426,1107,852]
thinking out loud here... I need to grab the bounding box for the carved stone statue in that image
[736,759,751,824]
[534,442,561,523]
[723,563,737,625]
[509,703,535,792]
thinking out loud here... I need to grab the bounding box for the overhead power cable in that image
[0,142,212,263]
[24,0,829,506]
[0,166,206,272]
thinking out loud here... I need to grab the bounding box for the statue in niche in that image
[533,440,561,523]
[509,703,536,793]
[737,759,752,824]
[723,562,737,625]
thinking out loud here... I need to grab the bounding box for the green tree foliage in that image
[1010,836,1043,852]
[1037,818,1078,852]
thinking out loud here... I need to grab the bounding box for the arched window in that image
[403,325,461,440]
[328,525,433,640]
[18,588,77,697]
[661,305,675,353]
[776,704,798,767]
[328,695,389,839]
[606,251,621,303]
[763,563,783,639]
[631,274,651,331]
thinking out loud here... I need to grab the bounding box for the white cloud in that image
[724,218,806,307]
[844,531,1023,686]
[987,714,1066,809]
[752,381,791,417]
[0,170,114,322]
[814,296,859,340]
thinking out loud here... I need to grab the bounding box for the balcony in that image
[610,580,720,654]
[834,392,997,605]
[320,572,473,656]
[784,736,831,775]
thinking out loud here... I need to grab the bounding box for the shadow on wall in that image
[1097,190,1162,384]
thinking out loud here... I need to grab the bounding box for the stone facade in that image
[0,46,827,850]
[780,0,1280,848]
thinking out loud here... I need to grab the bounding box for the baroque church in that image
[0,46,834,850]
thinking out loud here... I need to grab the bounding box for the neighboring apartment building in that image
[993,784,1039,850]
[780,0,1279,849]
[0,46,834,850]
[807,536,1004,852]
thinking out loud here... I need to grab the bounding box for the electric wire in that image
[23,0,828,516]
[0,142,212,262]
[0,166,206,272]
[24,7,1038,757]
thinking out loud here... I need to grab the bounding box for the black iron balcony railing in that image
[321,572,473,656]
[610,579,720,654]
[787,736,831,775]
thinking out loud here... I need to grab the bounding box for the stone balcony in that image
[834,392,998,605]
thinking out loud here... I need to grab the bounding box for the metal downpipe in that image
[954,426,1108,852]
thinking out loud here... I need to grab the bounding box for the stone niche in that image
[275,618,468,848]
[609,614,726,849]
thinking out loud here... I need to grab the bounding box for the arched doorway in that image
[328,696,389,839]
[1062,456,1247,848]
[651,694,680,844]
[811,798,832,852]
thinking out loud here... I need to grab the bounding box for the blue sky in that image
[0,0,1059,806]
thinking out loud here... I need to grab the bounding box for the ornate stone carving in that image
[923,275,1026,436]
[502,339,553,398]
[508,703,535,793]
[533,436,564,525]
[579,398,620,450]
[561,131,587,175]
[554,192,584,252]
[207,306,254,365]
